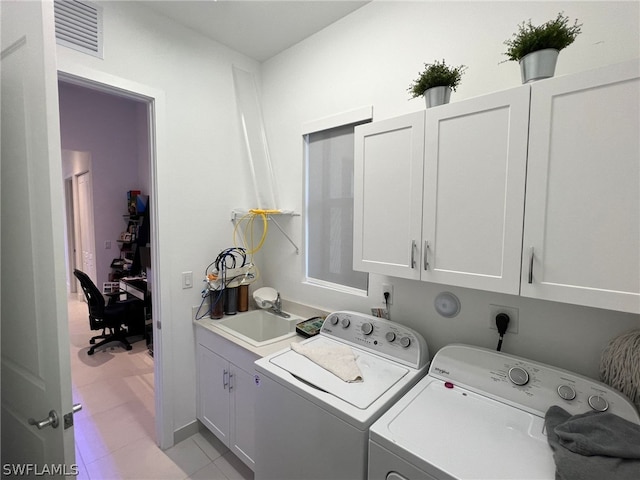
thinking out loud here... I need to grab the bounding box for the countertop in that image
[193,301,329,358]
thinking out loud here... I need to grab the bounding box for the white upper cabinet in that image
[353,111,425,280]
[521,60,640,313]
[354,88,530,293]
[354,59,639,314]
[422,86,530,294]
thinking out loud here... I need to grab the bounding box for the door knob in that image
[29,410,59,429]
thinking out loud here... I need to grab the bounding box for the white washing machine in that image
[369,344,640,480]
[254,311,430,480]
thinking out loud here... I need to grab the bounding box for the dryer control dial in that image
[399,337,411,348]
[361,322,373,335]
[508,366,529,386]
[557,385,576,401]
[385,332,396,343]
[588,395,609,412]
[341,318,350,328]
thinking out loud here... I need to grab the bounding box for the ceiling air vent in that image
[54,0,103,59]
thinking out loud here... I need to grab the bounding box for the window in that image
[303,108,372,293]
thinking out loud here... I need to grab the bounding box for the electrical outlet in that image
[382,283,393,305]
[489,304,519,334]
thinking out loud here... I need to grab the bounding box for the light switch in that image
[182,271,193,289]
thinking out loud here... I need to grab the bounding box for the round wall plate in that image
[434,292,461,318]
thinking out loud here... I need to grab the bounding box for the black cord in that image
[383,291,391,319]
[214,247,247,271]
[199,248,251,320]
[195,289,214,320]
[496,313,510,351]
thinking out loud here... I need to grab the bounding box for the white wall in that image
[258,1,640,379]
[56,1,260,439]
[55,0,640,443]
[59,82,146,285]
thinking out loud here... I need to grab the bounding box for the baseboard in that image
[173,419,200,445]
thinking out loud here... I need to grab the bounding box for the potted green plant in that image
[503,12,582,83]
[408,59,467,108]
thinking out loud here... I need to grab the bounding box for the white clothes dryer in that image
[254,311,429,480]
[369,344,640,480]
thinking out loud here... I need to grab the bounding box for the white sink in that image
[214,309,303,347]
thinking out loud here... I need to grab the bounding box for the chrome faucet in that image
[269,292,290,318]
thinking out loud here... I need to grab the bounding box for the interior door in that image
[77,170,97,282]
[1,0,76,471]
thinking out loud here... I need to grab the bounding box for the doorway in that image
[57,75,163,451]
[62,150,96,299]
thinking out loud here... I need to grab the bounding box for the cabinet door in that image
[197,345,230,444]
[229,367,256,469]
[422,86,530,294]
[353,111,425,279]
[522,60,639,313]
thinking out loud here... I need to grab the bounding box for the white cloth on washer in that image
[290,342,363,382]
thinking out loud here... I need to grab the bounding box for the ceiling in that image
[141,1,370,62]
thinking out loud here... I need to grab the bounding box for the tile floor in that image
[68,296,254,480]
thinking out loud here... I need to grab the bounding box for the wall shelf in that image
[231,209,300,254]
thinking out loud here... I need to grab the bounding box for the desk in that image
[120,277,148,301]
[120,277,152,342]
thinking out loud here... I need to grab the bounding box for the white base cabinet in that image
[196,327,258,470]
[354,59,639,313]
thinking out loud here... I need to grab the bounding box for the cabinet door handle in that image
[228,373,234,391]
[528,247,534,284]
[410,241,416,269]
[424,241,430,271]
[223,369,229,389]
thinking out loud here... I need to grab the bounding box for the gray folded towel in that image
[545,405,640,480]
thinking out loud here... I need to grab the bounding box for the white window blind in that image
[304,114,370,293]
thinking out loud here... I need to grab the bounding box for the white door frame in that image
[62,150,96,299]
[64,176,77,294]
[57,65,173,449]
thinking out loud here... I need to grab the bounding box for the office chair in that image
[73,269,143,355]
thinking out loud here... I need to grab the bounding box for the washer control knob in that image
[341,318,350,328]
[508,366,529,386]
[330,316,339,325]
[399,336,411,348]
[557,385,576,401]
[385,332,396,343]
[588,395,609,412]
[361,322,373,335]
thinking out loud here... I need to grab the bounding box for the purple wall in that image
[59,82,148,285]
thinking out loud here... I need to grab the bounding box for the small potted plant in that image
[408,59,467,108]
[503,12,582,83]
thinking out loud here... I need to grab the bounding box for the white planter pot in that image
[519,49,559,84]
[424,86,451,108]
